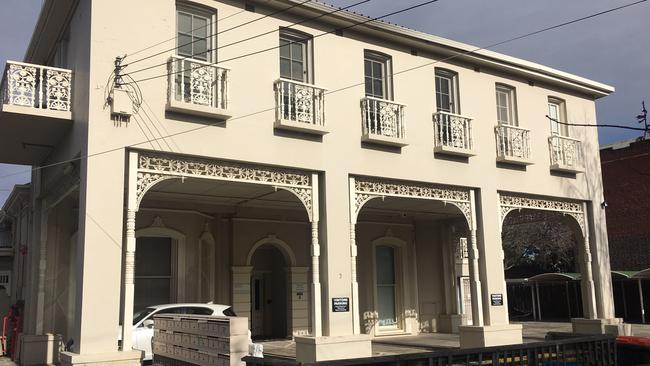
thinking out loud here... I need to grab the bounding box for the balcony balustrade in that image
[433,111,475,156]
[274,78,328,135]
[495,124,532,165]
[1,61,72,117]
[549,135,584,173]
[166,55,231,119]
[361,96,406,147]
[0,61,73,164]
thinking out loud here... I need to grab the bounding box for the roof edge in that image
[275,0,615,98]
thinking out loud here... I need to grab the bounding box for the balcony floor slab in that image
[274,119,329,135]
[496,156,534,166]
[0,106,72,164]
[434,145,476,157]
[361,133,408,147]
[550,163,583,174]
[166,100,231,120]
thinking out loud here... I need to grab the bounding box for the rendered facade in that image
[0,0,628,364]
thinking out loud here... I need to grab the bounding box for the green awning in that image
[611,269,650,280]
[528,273,581,282]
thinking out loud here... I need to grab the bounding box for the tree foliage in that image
[502,212,577,277]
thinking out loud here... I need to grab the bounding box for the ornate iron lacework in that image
[499,193,585,234]
[136,172,178,208]
[353,177,472,226]
[139,154,311,186]
[7,64,37,107]
[190,63,214,106]
[275,186,313,221]
[45,69,72,111]
[135,153,313,215]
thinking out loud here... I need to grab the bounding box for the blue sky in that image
[0,0,648,205]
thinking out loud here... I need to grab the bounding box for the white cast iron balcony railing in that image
[361,96,407,147]
[433,111,475,157]
[274,78,328,135]
[166,55,231,120]
[0,61,72,118]
[549,135,584,173]
[495,124,532,165]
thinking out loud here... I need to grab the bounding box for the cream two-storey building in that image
[0,0,627,364]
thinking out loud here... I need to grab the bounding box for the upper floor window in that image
[364,51,392,100]
[495,84,517,126]
[548,97,568,136]
[435,68,459,114]
[279,29,312,83]
[177,5,215,62]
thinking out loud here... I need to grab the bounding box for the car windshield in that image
[133,307,155,326]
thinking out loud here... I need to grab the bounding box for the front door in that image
[251,273,265,337]
[250,244,288,339]
[375,245,402,332]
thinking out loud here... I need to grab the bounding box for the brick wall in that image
[600,138,650,270]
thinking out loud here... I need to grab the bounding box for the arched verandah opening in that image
[119,150,322,351]
[350,176,482,336]
[498,192,598,325]
[501,209,586,322]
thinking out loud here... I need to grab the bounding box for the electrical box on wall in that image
[111,88,133,118]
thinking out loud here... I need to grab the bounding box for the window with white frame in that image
[364,51,392,100]
[495,84,518,126]
[435,68,459,113]
[134,237,173,312]
[375,245,399,328]
[176,5,215,62]
[279,29,312,83]
[548,97,568,136]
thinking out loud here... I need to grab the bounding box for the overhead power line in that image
[124,0,315,67]
[123,0,372,77]
[122,0,441,84]
[0,0,647,183]
[546,116,648,131]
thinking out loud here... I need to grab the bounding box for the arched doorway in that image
[249,244,289,339]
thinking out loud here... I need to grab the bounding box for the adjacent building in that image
[601,137,650,324]
[0,0,627,364]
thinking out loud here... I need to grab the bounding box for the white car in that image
[129,303,236,361]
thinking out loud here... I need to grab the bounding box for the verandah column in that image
[120,150,139,351]
[580,202,598,319]
[459,189,522,348]
[310,173,322,337]
[348,177,360,335]
[468,190,483,326]
[35,198,48,334]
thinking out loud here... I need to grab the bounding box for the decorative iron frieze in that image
[275,186,314,221]
[499,192,585,235]
[353,176,472,226]
[135,152,314,217]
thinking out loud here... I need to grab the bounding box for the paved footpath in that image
[0,357,16,366]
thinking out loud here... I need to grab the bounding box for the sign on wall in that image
[332,297,350,312]
[490,293,503,306]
